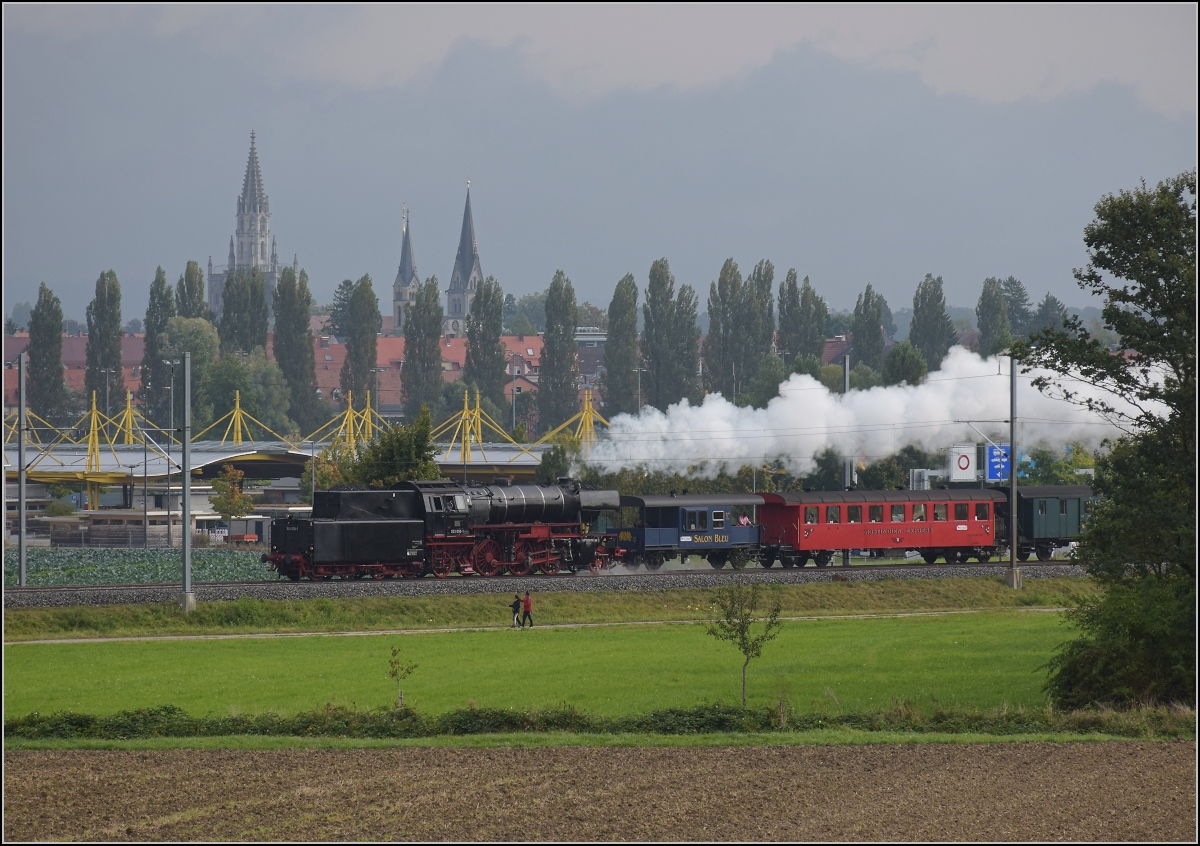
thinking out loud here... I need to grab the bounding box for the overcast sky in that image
[3,4,1196,323]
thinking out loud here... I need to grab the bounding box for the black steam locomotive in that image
[265,479,621,580]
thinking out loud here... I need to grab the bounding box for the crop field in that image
[5,610,1068,717]
[3,548,265,586]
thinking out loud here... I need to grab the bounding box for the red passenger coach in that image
[757,489,1007,566]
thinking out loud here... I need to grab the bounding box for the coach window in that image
[954,503,969,521]
[868,505,883,523]
[933,503,948,521]
[890,504,905,522]
[975,503,990,520]
[1059,500,1068,515]
[1038,500,1048,516]
[804,506,819,524]
[825,506,841,524]
[847,505,862,523]
[912,503,927,522]
[712,510,726,529]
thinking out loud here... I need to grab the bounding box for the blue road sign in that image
[986,445,1011,482]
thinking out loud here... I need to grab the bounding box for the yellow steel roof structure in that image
[431,389,538,466]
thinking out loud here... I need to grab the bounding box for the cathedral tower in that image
[208,132,283,320]
[443,184,482,338]
[391,205,420,335]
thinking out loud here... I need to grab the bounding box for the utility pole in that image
[511,352,519,432]
[1008,354,1021,589]
[842,353,852,567]
[17,353,27,586]
[163,360,178,548]
[180,352,195,613]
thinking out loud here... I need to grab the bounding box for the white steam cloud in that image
[588,347,1142,475]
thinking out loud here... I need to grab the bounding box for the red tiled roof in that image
[821,335,852,366]
[4,333,145,408]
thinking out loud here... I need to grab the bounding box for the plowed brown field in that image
[4,742,1195,842]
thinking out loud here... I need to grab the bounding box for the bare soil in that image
[4,742,1195,842]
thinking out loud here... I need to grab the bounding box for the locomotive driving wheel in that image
[588,549,610,574]
[539,546,561,576]
[508,541,534,577]
[431,550,454,578]
[474,540,504,577]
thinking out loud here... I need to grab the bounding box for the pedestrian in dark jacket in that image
[509,594,521,628]
[521,591,534,628]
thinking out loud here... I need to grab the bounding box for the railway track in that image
[4,561,1085,609]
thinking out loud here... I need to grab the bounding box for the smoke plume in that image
[588,347,1145,475]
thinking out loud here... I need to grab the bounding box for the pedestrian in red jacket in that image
[521,591,534,628]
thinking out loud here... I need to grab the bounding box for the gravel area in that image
[3,563,1085,608]
[4,742,1194,841]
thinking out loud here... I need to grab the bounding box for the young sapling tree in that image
[705,579,783,708]
[388,645,418,708]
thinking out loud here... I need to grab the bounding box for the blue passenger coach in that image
[616,494,765,570]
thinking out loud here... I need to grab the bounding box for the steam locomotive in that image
[265,479,1093,580]
[266,480,620,580]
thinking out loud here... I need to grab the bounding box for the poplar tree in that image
[740,259,776,387]
[644,258,699,410]
[339,274,380,411]
[909,273,957,371]
[175,260,208,319]
[84,270,124,414]
[462,275,506,408]
[218,267,268,354]
[537,270,580,430]
[671,282,701,406]
[975,276,1012,357]
[274,266,324,433]
[776,269,802,364]
[601,273,639,416]
[402,276,444,420]
[795,275,828,361]
[851,283,886,370]
[702,258,741,398]
[26,283,69,421]
[141,267,177,427]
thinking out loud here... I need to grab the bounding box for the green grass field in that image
[4,610,1069,717]
[3,576,1098,641]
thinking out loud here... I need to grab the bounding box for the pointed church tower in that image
[209,132,285,320]
[392,205,420,336]
[444,183,482,338]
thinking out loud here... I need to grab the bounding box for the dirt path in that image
[5,742,1195,841]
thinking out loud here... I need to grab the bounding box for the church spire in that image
[239,131,267,215]
[395,204,418,289]
[444,183,482,336]
[450,183,481,294]
[392,204,421,336]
